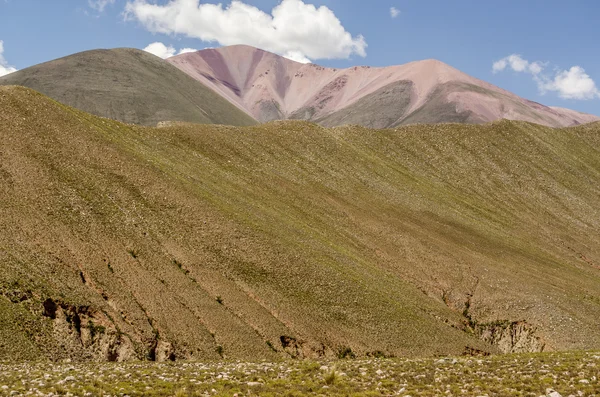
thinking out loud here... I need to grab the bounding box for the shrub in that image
[337,346,356,359]
[324,368,337,385]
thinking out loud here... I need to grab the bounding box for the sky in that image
[1,0,599,115]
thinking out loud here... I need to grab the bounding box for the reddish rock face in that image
[168,45,599,127]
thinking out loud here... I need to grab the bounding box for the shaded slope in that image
[397,82,486,126]
[169,45,599,128]
[1,86,600,362]
[304,80,414,129]
[0,48,256,126]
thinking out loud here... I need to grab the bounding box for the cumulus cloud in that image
[143,42,198,58]
[178,47,198,55]
[0,40,18,77]
[124,0,367,62]
[539,66,599,100]
[282,51,311,64]
[390,7,400,18]
[493,53,599,100]
[88,0,115,12]
[144,42,176,59]
[492,54,543,75]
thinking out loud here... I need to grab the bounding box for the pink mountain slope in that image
[167,45,599,128]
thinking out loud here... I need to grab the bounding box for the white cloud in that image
[282,50,311,64]
[539,66,599,100]
[528,61,544,75]
[0,40,18,77]
[89,0,115,12]
[493,53,599,100]
[143,42,177,59]
[124,0,367,62]
[492,54,541,75]
[143,42,199,58]
[390,7,400,18]
[177,47,198,55]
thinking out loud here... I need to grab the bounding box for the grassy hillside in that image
[1,86,599,362]
[0,48,256,127]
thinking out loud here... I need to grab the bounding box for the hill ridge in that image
[0,48,257,127]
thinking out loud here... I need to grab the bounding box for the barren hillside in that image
[168,45,599,127]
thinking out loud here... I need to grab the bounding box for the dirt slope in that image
[168,45,599,127]
[1,86,600,362]
[0,48,256,127]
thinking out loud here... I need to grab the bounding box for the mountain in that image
[168,45,599,127]
[0,48,256,127]
[1,85,600,361]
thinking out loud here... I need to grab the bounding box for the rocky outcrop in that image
[278,335,331,359]
[475,320,545,353]
[451,291,545,354]
[147,339,176,362]
[42,298,137,362]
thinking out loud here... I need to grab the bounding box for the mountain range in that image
[0,46,599,362]
[1,45,598,128]
[168,45,599,128]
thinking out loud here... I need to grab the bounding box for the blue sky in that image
[1,0,599,115]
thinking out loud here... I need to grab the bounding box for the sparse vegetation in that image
[0,351,598,396]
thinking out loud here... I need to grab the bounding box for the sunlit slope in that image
[1,86,599,361]
[0,48,256,127]
[169,45,599,127]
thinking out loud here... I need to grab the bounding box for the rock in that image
[155,340,175,362]
[546,389,562,397]
[435,358,458,365]
[247,382,263,387]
